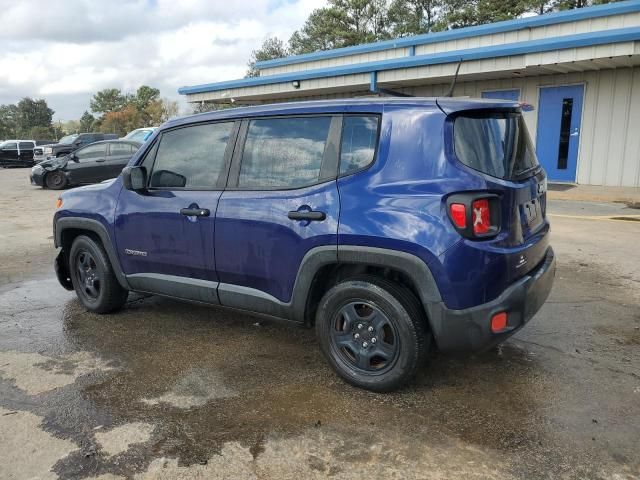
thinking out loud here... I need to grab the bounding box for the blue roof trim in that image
[179,27,640,95]
[255,0,640,69]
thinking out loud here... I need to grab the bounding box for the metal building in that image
[179,1,640,186]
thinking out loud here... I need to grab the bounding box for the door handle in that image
[95,158,105,162]
[288,210,326,221]
[180,207,210,217]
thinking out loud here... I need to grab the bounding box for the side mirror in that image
[69,153,78,162]
[122,166,147,192]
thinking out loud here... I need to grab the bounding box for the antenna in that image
[445,59,463,97]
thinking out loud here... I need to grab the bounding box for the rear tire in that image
[69,235,128,313]
[45,171,67,190]
[315,275,431,392]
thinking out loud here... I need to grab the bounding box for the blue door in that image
[481,89,520,101]
[215,115,341,307]
[536,85,584,182]
[114,121,236,302]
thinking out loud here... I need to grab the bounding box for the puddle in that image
[95,422,155,457]
[141,368,237,409]
[0,269,638,479]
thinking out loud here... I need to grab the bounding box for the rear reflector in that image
[491,312,508,333]
[472,198,491,234]
[449,203,466,228]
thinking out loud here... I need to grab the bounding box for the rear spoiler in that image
[436,98,535,115]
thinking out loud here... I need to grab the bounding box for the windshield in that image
[125,129,151,142]
[453,111,539,180]
[58,134,78,145]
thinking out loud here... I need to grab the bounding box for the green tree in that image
[246,37,289,77]
[388,0,442,36]
[90,88,126,115]
[0,104,18,139]
[79,111,95,132]
[288,0,389,55]
[15,97,54,138]
[133,85,161,112]
[438,0,528,29]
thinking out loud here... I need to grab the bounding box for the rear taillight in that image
[446,193,501,239]
[472,198,490,235]
[449,203,466,229]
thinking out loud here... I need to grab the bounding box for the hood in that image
[39,156,68,169]
[73,178,117,191]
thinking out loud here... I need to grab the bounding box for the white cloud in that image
[0,0,325,120]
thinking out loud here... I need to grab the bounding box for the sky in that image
[0,0,325,121]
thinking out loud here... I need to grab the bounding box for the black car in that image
[30,140,141,189]
[39,133,119,160]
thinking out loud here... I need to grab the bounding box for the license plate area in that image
[521,198,542,231]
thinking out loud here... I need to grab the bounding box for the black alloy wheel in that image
[329,301,400,374]
[75,249,101,301]
[68,235,129,313]
[316,275,431,392]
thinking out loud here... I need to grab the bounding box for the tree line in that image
[0,85,178,140]
[247,0,621,76]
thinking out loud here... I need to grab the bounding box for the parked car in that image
[0,140,37,167]
[122,127,156,143]
[52,98,555,392]
[37,133,119,162]
[31,140,141,189]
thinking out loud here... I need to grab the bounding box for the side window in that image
[140,141,159,171]
[149,122,233,189]
[109,143,133,156]
[339,116,379,175]
[238,116,331,189]
[2,142,17,150]
[19,142,34,150]
[75,144,106,162]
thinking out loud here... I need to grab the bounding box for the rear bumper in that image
[429,246,556,354]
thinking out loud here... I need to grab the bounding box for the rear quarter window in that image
[339,115,379,175]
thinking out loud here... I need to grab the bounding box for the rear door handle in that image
[288,210,326,221]
[95,158,105,162]
[180,207,210,217]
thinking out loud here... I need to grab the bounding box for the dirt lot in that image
[1,167,639,480]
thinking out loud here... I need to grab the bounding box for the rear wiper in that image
[513,165,540,180]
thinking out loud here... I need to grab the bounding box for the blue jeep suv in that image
[53,98,555,391]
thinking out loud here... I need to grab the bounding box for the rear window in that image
[453,111,538,180]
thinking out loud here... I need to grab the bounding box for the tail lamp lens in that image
[472,198,490,235]
[449,203,466,228]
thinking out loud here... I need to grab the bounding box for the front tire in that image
[45,171,68,190]
[315,276,431,392]
[69,235,128,313]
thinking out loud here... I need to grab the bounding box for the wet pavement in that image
[1,169,639,479]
